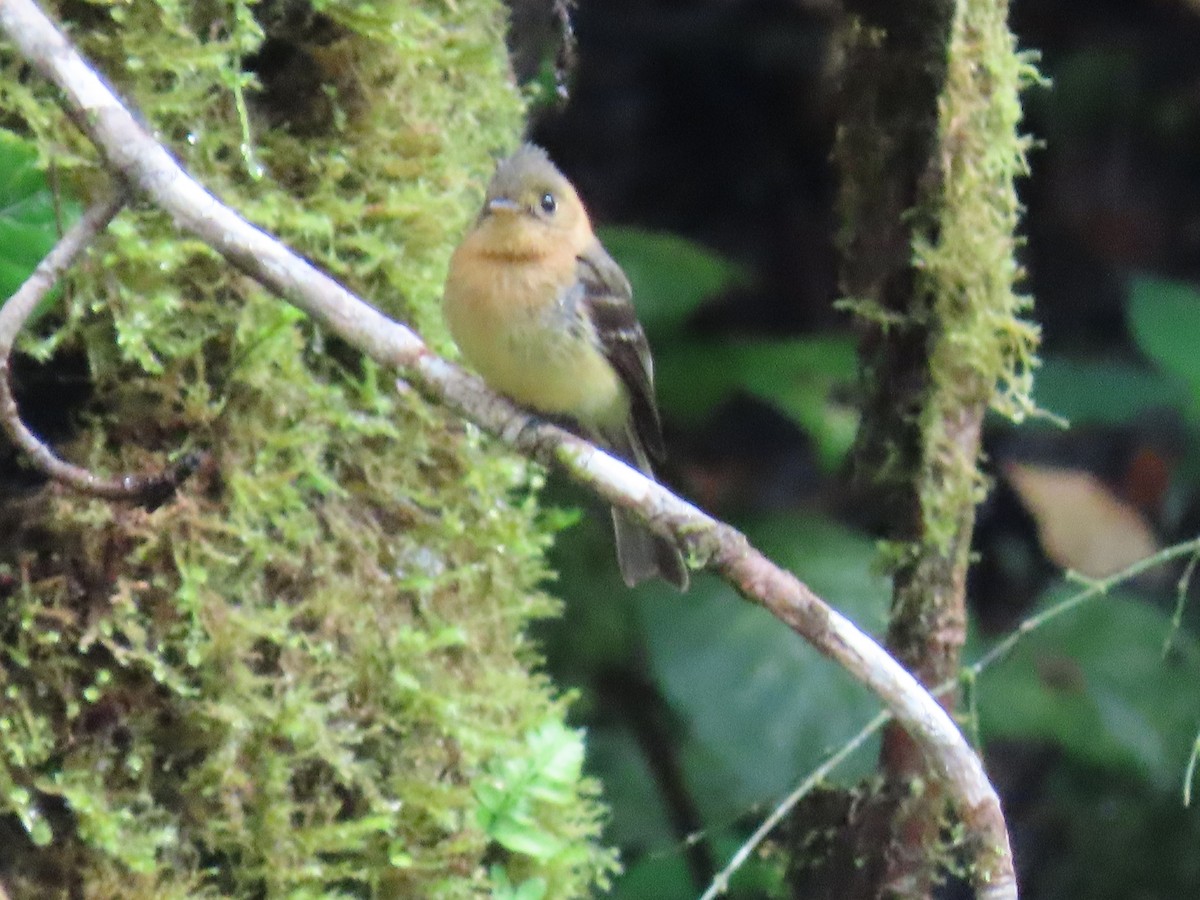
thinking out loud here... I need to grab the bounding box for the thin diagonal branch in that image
[0,1,1015,895]
[0,190,200,506]
[701,710,891,900]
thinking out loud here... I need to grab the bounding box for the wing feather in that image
[575,244,665,461]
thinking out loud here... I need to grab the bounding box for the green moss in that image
[913,0,1042,553]
[0,1,615,896]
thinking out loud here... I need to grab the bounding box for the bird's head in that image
[472,144,592,258]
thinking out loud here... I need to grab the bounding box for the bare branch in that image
[0,1,1015,894]
[0,190,201,506]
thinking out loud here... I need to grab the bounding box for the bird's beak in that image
[486,197,522,215]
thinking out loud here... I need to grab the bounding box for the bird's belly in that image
[483,324,623,420]
[445,273,625,424]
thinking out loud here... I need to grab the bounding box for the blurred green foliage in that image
[545,235,1200,897]
[635,517,886,818]
[545,509,886,899]
[977,584,1200,789]
[1026,763,1200,900]
[982,273,1200,894]
[1032,356,1186,425]
[0,129,79,324]
[1128,277,1200,424]
[597,228,748,335]
[604,226,858,469]
[475,721,593,867]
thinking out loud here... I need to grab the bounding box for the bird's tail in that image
[601,425,689,591]
[611,507,689,590]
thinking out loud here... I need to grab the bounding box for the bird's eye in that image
[539,192,557,215]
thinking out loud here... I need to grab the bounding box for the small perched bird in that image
[444,144,688,590]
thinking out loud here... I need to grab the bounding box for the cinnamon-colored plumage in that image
[444,144,688,590]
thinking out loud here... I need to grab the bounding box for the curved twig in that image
[0,190,201,507]
[0,1,1016,895]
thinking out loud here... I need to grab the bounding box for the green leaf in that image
[1128,277,1200,418]
[655,336,858,467]
[473,783,505,820]
[0,129,80,321]
[652,339,742,421]
[489,865,549,900]
[599,227,747,334]
[512,878,549,900]
[489,815,566,859]
[474,721,588,861]
[976,585,1200,788]
[584,725,677,850]
[636,515,888,821]
[1033,356,1188,425]
[609,852,695,900]
[529,721,584,788]
[728,337,858,469]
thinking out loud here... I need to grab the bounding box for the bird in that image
[443,144,688,590]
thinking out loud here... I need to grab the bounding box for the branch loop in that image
[0,190,201,507]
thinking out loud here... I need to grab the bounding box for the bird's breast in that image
[444,246,626,425]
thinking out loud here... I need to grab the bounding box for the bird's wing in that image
[575,241,666,462]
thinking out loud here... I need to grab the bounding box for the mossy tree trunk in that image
[789,0,1037,895]
[0,2,615,897]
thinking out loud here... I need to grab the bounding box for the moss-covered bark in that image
[0,1,615,896]
[787,0,1038,894]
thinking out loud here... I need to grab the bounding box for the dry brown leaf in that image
[1003,462,1160,579]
